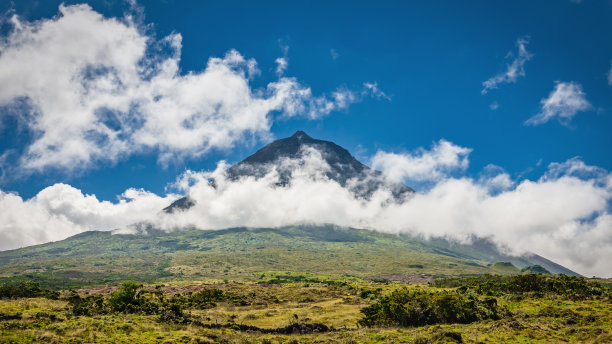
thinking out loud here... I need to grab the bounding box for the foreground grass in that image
[1,275,610,343]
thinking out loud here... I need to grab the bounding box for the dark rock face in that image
[164,131,414,213]
[162,197,195,214]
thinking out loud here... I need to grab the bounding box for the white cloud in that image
[1,141,611,277]
[608,60,612,86]
[478,164,514,192]
[489,101,499,110]
[0,4,362,171]
[525,81,592,126]
[370,139,472,183]
[363,82,391,100]
[0,183,175,250]
[275,57,288,76]
[482,37,532,94]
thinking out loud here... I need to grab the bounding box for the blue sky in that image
[1,1,612,276]
[1,0,611,199]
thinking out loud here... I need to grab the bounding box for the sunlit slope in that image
[0,225,578,288]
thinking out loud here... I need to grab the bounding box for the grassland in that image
[0,226,604,342]
[1,272,610,343]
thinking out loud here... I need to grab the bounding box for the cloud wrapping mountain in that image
[1,138,610,277]
[370,140,471,183]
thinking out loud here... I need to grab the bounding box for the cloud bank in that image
[526,81,592,126]
[0,184,175,251]
[0,4,361,171]
[370,140,471,183]
[1,141,610,278]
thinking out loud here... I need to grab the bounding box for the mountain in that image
[164,131,414,213]
[0,131,581,288]
[0,225,578,289]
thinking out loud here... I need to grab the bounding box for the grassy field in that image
[0,226,604,342]
[1,273,610,343]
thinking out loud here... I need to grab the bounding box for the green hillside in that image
[0,225,577,288]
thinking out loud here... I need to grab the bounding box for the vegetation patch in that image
[0,276,610,343]
[0,281,59,300]
[434,273,609,299]
[359,288,504,327]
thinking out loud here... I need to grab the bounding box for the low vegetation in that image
[0,281,59,300]
[0,273,610,343]
[359,288,505,327]
[433,273,609,299]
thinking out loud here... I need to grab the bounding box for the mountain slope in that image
[0,225,579,288]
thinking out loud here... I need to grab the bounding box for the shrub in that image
[107,282,159,314]
[434,274,608,299]
[67,292,106,316]
[360,288,382,299]
[189,288,225,308]
[0,281,59,299]
[359,288,503,327]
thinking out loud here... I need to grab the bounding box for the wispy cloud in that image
[525,81,592,126]
[0,4,365,172]
[482,37,533,95]
[608,60,612,86]
[330,49,339,60]
[363,82,391,100]
[275,43,289,76]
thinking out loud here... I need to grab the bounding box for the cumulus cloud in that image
[1,140,611,277]
[370,140,472,183]
[0,184,175,250]
[0,4,362,171]
[482,37,532,94]
[525,81,592,126]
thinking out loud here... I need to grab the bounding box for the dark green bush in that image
[0,281,59,299]
[189,288,225,308]
[66,282,193,322]
[359,288,503,327]
[360,288,382,299]
[434,274,607,299]
[67,292,106,316]
[107,282,161,314]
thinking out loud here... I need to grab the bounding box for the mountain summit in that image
[165,131,414,212]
